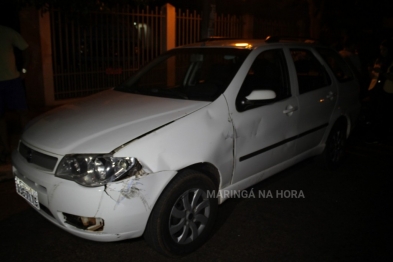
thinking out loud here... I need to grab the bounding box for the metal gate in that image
[50,6,164,100]
[50,5,292,101]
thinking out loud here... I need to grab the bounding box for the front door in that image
[229,48,299,184]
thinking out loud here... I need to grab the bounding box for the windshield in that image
[115,48,250,101]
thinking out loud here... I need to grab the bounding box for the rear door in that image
[288,48,337,155]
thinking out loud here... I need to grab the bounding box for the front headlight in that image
[56,154,142,187]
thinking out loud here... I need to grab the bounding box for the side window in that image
[236,49,290,111]
[316,47,354,82]
[290,49,331,94]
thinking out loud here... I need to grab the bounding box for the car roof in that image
[178,36,323,50]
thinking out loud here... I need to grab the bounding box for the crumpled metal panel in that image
[22,90,209,155]
[115,95,234,189]
[96,170,177,237]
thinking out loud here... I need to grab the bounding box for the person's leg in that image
[365,91,380,143]
[0,116,9,162]
[373,93,386,140]
[0,82,9,163]
[381,93,393,141]
[0,78,29,162]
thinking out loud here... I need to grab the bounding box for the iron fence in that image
[215,13,242,38]
[253,18,298,39]
[50,6,292,100]
[50,6,163,100]
[176,9,201,46]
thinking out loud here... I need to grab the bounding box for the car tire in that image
[144,169,218,257]
[323,120,347,170]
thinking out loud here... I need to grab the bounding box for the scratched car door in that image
[229,48,299,184]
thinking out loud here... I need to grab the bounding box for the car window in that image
[236,49,290,111]
[316,47,354,82]
[290,49,331,94]
[115,48,250,101]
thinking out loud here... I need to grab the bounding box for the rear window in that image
[316,48,354,83]
[290,49,331,94]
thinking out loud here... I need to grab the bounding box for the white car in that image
[13,37,360,256]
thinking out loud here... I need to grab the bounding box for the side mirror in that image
[245,90,276,101]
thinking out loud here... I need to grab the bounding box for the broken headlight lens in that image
[55,155,142,187]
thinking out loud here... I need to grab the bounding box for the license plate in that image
[15,177,40,210]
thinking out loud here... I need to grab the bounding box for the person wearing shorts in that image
[0,24,29,163]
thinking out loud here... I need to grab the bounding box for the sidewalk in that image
[0,106,55,182]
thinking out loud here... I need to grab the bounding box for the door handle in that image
[326,91,335,100]
[283,105,298,116]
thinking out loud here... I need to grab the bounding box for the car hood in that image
[22,90,210,155]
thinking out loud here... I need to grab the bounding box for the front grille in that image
[19,143,58,171]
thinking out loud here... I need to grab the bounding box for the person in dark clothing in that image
[366,39,393,143]
[0,23,30,164]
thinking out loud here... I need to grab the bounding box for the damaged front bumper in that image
[12,150,177,242]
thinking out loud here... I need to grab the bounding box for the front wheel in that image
[144,169,218,256]
[323,121,347,170]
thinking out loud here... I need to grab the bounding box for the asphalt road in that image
[0,129,392,261]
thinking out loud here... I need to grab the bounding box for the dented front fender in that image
[92,170,177,238]
[114,95,234,189]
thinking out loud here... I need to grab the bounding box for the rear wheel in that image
[323,121,347,170]
[144,169,217,256]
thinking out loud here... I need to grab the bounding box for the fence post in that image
[38,11,55,106]
[19,7,48,108]
[242,14,254,39]
[21,8,54,107]
[161,3,176,52]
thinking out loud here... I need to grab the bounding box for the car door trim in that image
[239,123,329,162]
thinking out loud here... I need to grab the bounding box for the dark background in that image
[2,0,393,70]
